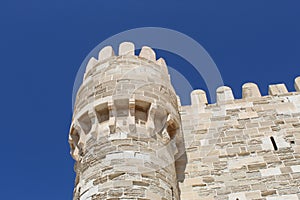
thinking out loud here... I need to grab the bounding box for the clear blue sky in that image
[0,0,300,199]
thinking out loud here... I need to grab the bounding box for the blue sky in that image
[0,0,300,199]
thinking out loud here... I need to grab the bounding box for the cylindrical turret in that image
[69,42,183,200]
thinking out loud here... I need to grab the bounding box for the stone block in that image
[268,84,288,95]
[217,86,234,103]
[119,42,135,56]
[239,111,258,120]
[266,194,299,200]
[242,83,261,99]
[85,57,98,74]
[291,165,300,173]
[139,46,156,61]
[98,46,115,61]
[191,89,208,106]
[260,167,281,177]
[248,163,267,171]
[261,190,277,197]
[245,191,262,199]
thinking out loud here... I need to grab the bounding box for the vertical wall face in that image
[179,82,300,200]
[69,43,184,200]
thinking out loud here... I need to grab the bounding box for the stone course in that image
[69,42,300,200]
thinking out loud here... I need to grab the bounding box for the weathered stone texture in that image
[180,86,300,199]
[69,42,300,200]
[70,42,184,200]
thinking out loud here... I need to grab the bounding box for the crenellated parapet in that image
[73,42,172,119]
[188,77,300,108]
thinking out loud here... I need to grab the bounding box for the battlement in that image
[188,77,300,108]
[83,42,168,81]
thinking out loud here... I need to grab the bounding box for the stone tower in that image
[70,41,300,200]
[69,42,185,200]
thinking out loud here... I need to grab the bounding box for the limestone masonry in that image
[69,42,300,200]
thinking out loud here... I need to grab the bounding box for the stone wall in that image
[179,80,300,200]
[69,41,300,200]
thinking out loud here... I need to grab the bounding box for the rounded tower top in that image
[69,42,184,200]
[73,42,176,117]
[70,42,184,163]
